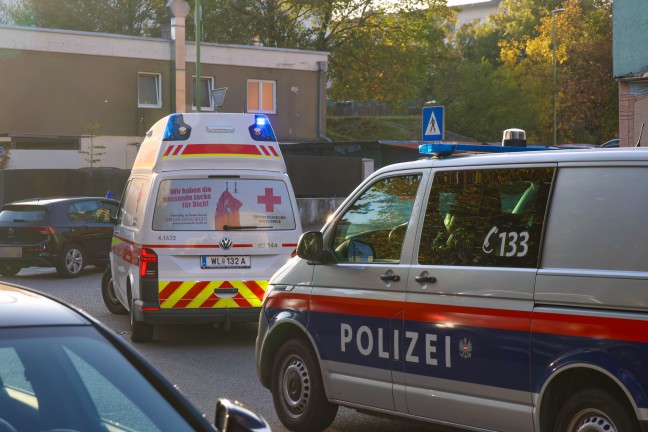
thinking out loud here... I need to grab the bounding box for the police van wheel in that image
[554,387,638,432]
[272,339,338,432]
[130,299,154,343]
[101,267,127,315]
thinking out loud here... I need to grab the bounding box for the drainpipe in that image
[167,0,191,113]
[317,61,332,142]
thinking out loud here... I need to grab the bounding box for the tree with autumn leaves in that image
[1,0,617,144]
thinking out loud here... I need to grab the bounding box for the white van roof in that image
[132,113,286,174]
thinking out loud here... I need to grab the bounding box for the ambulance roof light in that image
[162,114,192,141]
[249,114,276,142]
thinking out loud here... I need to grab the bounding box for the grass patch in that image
[326,116,421,142]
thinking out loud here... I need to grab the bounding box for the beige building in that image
[449,0,502,27]
[0,2,329,170]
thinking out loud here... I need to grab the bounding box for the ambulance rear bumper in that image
[132,299,262,325]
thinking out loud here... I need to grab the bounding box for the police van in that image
[104,113,302,342]
[256,133,648,432]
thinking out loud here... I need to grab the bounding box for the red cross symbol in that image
[257,188,281,212]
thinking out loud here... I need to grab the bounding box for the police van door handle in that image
[415,273,437,284]
[380,271,400,282]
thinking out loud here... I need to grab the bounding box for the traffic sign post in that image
[422,106,445,142]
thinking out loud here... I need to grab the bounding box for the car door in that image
[65,200,101,257]
[403,165,555,431]
[309,170,428,411]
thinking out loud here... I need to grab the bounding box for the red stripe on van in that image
[181,143,262,157]
[172,281,210,308]
[243,280,266,300]
[159,281,184,301]
[163,145,174,157]
[234,293,252,307]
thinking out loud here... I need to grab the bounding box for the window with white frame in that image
[192,76,215,111]
[138,73,162,108]
[247,80,276,114]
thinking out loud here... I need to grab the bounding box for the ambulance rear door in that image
[148,171,301,313]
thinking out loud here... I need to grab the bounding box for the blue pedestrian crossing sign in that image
[422,106,445,142]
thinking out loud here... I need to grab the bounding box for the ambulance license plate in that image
[201,255,251,269]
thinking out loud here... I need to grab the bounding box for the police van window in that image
[543,167,648,272]
[418,167,554,267]
[331,174,421,263]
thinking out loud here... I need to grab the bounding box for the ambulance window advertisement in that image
[152,179,296,231]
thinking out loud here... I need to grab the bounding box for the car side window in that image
[119,179,148,228]
[68,200,101,222]
[418,167,554,267]
[331,174,421,263]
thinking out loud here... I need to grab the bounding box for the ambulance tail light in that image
[249,115,277,142]
[162,114,192,141]
[139,248,158,278]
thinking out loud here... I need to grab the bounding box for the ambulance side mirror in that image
[296,231,328,263]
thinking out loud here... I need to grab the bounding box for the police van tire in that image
[101,267,127,315]
[272,339,338,432]
[553,387,638,432]
[130,299,154,342]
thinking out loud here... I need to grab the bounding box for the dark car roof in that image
[0,282,89,327]
[7,197,118,207]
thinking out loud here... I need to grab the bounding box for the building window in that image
[138,73,162,108]
[192,76,215,111]
[247,80,276,114]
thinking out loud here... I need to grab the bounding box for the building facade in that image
[449,0,502,27]
[0,11,328,169]
[613,0,648,148]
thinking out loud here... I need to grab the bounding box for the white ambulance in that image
[104,113,302,342]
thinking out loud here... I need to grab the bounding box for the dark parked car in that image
[0,197,118,278]
[600,138,620,148]
[0,281,270,432]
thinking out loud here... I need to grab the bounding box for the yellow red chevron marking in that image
[158,280,268,309]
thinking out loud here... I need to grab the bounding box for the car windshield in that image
[0,326,195,432]
[0,206,48,223]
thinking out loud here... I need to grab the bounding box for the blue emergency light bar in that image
[163,114,192,141]
[248,114,276,142]
[419,143,557,157]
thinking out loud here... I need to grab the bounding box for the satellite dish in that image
[211,87,228,112]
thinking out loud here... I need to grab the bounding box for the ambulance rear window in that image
[152,178,296,231]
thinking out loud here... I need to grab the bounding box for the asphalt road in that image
[1,266,457,432]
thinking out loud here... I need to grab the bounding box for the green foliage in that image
[9,0,167,36]
[3,0,617,144]
[443,61,541,143]
[79,121,106,168]
[326,116,422,141]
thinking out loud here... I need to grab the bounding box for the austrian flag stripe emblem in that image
[158,280,268,309]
